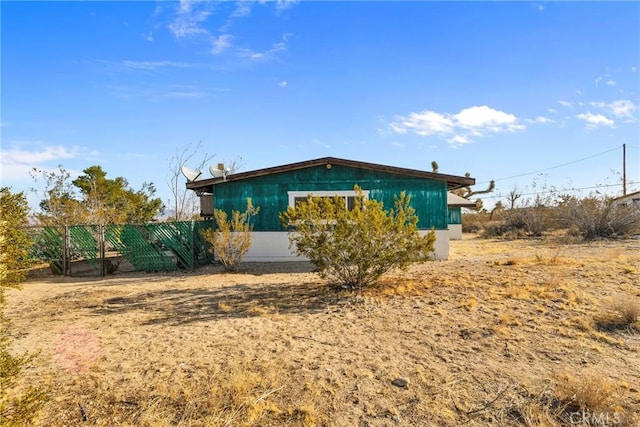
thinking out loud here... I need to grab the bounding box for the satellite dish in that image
[209,164,224,178]
[181,166,202,182]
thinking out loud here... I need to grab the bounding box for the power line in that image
[479,180,640,200]
[476,145,622,185]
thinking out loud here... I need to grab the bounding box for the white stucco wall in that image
[226,229,451,262]
[448,224,463,240]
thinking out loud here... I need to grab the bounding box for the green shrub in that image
[201,199,259,272]
[0,188,49,424]
[280,187,436,290]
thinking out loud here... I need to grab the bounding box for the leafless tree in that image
[167,141,215,221]
[507,186,522,210]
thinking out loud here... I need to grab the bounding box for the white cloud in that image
[536,116,554,123]
[590,99,638,121]
[633,66,638,72]
[121,60,192,71]
[390,111,453,136]
[162,91,207,99]
[278,80,288,88]
[558,100,572,107]
[275,0,299,11]
[454,105,523,132]
[576,113,615,129]
[526,116,554,124]
[169,1,212,39]
[609,100,637,120]
[390,105,524,145]
[448,135,470,147]
[237,34,289,61]
[231,1,252,18]
[211,34,232,54]
[392,141,405,148]
[0,143,86,180]
[605,79,616,86]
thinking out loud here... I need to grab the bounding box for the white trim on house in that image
[287,190,370,209]
[231,229,451,262]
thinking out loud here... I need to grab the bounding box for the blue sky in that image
[1,1,639,211]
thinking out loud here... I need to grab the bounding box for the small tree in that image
[31,165,163,226]
[167,141,216,221]
[201,200,259,271]
[0,188,48,424]
[280,187,436,290]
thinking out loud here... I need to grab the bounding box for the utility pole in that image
[622,143,626,196]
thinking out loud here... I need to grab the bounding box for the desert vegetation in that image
[1,188,49,425]
[201,199,259,272]
[280,187,435,289]
[4,234,639,426]
[463,190,639,241]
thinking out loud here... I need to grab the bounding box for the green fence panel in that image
[148,222,194,269]
[26,220,215,276]
[192,220,215,266]
[69,225,100,274]
[105,224,177,272]
[30,226,65,274]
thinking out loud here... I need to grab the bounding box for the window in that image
[288,190,369,210]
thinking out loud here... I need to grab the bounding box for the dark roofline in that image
[186,157,475,192]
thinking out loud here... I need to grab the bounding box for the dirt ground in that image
[5,235,640,426]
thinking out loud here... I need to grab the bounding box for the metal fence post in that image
[63,225,70,276]
[99,224,105,277]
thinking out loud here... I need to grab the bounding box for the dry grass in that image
[5,236,640,426]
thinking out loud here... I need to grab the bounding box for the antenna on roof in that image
[209,164,224,178]
[181,166,203,182]
[209,163,229,180]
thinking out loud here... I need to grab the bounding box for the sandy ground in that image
[5,235,640,426]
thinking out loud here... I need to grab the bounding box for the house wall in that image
[225,229,451,262]
[448,207,463,240]
[448,224,463,240]
[212,163,449,231]
[448,207,462,224]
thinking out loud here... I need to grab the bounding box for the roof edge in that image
[187,156,476,191]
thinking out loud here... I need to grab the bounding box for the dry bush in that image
[201,200,259,272]
[611,297,640,325]
[558,197,640,240]
[462,211,490,233]
[595,295,640,331]
[554,373,615,413]
[39,360,321,427]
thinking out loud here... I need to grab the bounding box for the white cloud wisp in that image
[390,105,524,147]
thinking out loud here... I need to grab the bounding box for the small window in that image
[288,190,369,211]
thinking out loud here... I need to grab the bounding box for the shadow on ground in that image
[27,261,316,284]
[86,279,342,325]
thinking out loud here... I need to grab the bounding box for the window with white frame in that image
[287,190,370,210]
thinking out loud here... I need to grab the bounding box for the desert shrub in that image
[557,197,640,240]
[0,188,33,290]
[201,199,259,272]
[280,186,436,290]
[595,295,640,331]
[553,373,616,414]
[461,211,490,233]
[0,188,49,424]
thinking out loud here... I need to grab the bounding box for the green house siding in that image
[211,164,448,231]
[448,207,462,225]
